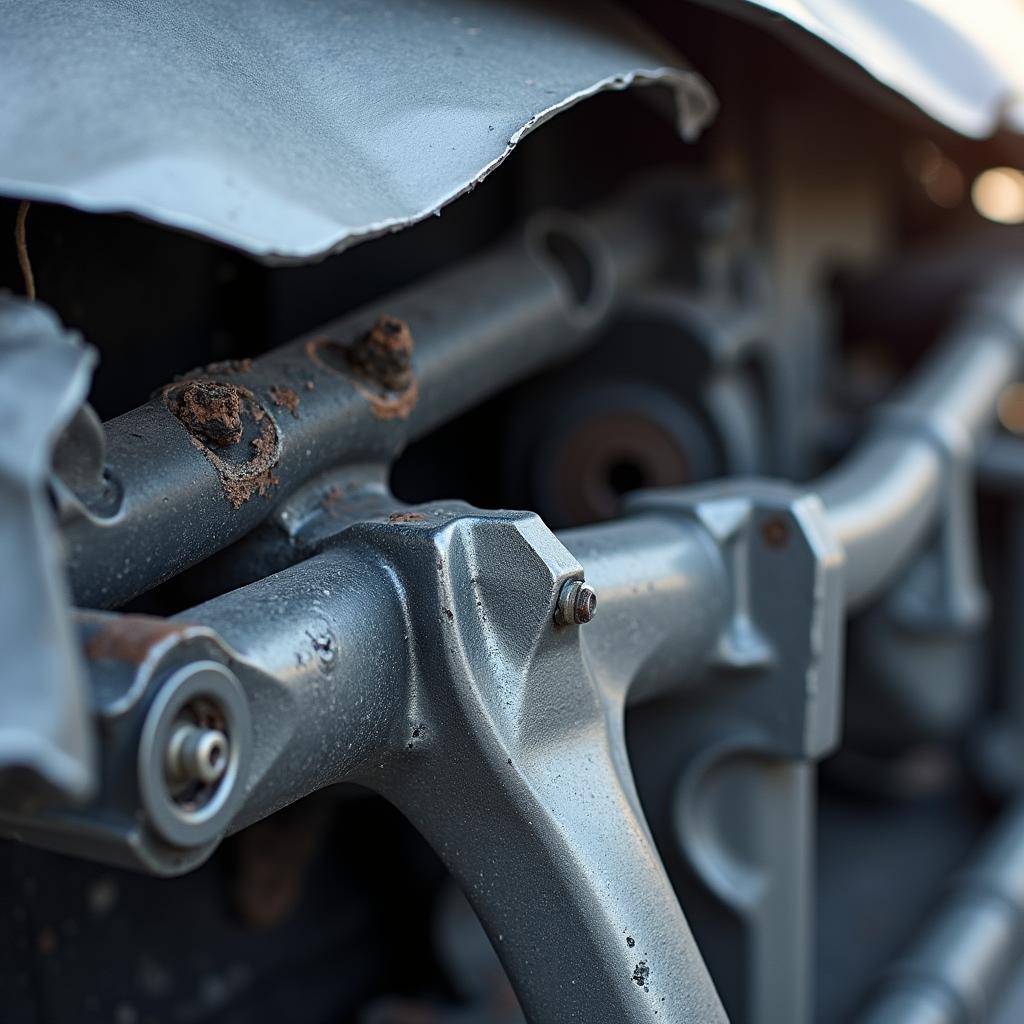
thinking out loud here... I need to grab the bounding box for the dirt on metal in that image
[268,385,300,417]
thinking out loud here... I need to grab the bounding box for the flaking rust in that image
[306,314,419,420]
[348,316,414,392]
[222,410,279,509]
[269,385,300,417]
[173,380,243,447]
[164,379,280,508]
[388,511,427,523]
[80,611,194,667]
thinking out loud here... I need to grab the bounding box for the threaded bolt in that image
[555,579,598,626]
[165,723,230,786]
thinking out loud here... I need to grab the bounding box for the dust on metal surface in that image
[0,0,715,263]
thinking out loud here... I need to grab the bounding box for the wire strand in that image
[15,200,35,301]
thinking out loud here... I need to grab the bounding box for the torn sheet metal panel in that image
[0,0,714,264]
[716,0,1024,139]
[0,299,97,808]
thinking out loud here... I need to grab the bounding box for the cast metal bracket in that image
[6,504,730,1023]
[631,480,845,760]
[627,480,844,1024]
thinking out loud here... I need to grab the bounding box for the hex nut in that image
[555,579,598,626]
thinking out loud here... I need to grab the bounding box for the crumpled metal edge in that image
[0,297,97,807]
[0,67,714,266]
[328,68,716,264]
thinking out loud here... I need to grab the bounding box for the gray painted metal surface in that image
[817,279,1024,609]
[7,265,1020,1018]
[859,799,1024,1024]
[58,183,681,608]
[2,175,1023,1019]
[53,504,733,1022]
[710,0,1024,138]
[623,482,843,1024]
[3,0,1020,268]
[0,0,714,263]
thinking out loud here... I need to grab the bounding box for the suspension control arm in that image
[59,183,679,609]
[35,506,732,1023]
[9,244,1021,1020]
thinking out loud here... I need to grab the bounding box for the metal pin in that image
[165,723,230,786]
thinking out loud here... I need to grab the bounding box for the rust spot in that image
[201,357,253,375]
[172,380,243,447]
[349,315,414,391]
[305,314,418,420]
[164,381,280,508]
[760,517,790,549]
[269,385,300,417]
[388,511,426,523]
[320,484,353,517]
[221,418,279,508]
[82,612,192,666]
[361,378,419,420]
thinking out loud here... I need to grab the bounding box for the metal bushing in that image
[138,661,251,847]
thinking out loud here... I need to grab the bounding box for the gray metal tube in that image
[147,510,733,836]
[164,509,732,1023]
[819,438,944,608]
[558,513,729,704]
[818,312,1023,609]
[978,434,1024,494]
[63,193,675,609]
[859,800,1024,1024]
[173,547,409,831]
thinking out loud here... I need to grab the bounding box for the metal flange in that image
[138,660,251,847]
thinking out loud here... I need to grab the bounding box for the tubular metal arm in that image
[3,210,1023,1022]
[66,508,733,1024]
[819,279,1024,609]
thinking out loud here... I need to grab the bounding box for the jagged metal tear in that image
[0,0,715,264]
[2,1,1022,266]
